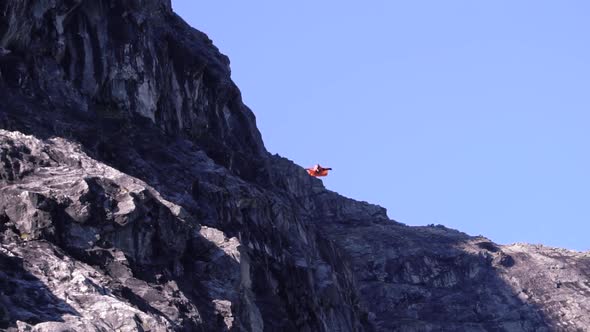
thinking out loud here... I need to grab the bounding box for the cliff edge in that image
[1,1,589,331]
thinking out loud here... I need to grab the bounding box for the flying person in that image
[306,164,332,177]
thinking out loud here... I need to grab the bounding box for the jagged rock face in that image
[0,127,374,331]
[0,131,240,331]
[1,1,590,332]
[0,0,266,181]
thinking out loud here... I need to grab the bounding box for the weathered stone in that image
[1,1,590,331]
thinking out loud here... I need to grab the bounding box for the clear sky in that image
[172,1,590,251]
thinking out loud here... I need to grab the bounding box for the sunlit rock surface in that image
[1,1,590,331]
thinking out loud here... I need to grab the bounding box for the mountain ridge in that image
[1,1,590,331]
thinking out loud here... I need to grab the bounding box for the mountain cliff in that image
[1,1,589,331]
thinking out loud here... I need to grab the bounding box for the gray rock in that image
[1,1,590,331]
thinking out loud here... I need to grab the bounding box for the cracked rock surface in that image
[1,1,590,331]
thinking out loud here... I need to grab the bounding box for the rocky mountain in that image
[1,1,589,331]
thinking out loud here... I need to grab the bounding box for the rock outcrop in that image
[1,1,589,331]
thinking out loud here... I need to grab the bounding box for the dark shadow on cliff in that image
[0,246,80,329]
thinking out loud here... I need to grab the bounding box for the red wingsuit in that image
[306,164,332,177]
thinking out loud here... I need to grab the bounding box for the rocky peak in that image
[1,1,590,331]
[1,0,265,180]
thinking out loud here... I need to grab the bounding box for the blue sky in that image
[172,1,590,251]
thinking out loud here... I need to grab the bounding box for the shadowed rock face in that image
[0,0,265,182]
[1,1,590,331]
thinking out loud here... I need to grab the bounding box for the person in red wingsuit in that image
[306,164,332,177]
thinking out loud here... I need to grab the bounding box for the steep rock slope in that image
[1,1,590,331]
